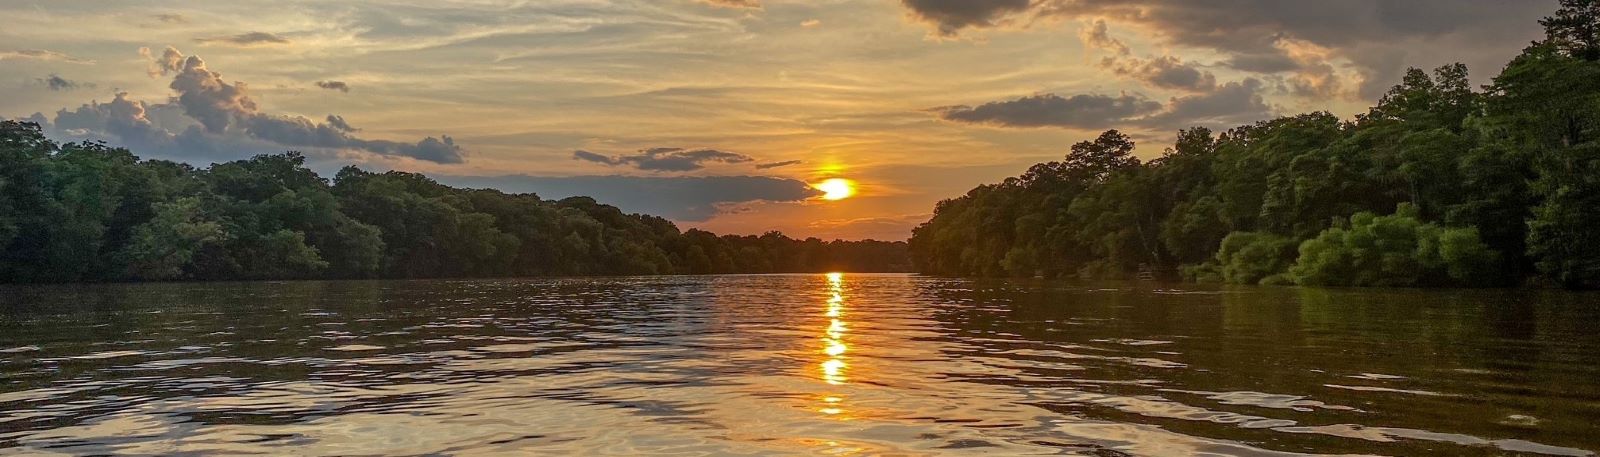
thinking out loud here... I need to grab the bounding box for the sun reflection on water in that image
[819,273,850,417]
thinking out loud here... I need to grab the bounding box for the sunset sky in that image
[1,0,1550,240]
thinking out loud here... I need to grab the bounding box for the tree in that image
[1542,0,1600,62]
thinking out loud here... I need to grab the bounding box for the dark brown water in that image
[1,274,1597,456]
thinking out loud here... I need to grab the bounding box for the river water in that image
[1,274,1596,456]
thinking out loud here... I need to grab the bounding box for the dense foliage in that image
[0,123,909,282]
[910,1,1600,288]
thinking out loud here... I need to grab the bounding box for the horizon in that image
[1,0,1552,241]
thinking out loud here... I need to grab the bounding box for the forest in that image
[909,1,1600,289]
[0,122,909,282]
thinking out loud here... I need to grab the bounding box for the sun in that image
[816,178,856,201]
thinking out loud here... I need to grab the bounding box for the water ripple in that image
[0,275,1596,456]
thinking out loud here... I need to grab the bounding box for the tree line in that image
[910,0,1600,289]
[0,122,909,283]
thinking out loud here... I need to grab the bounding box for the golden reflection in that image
[821,272,848,385]
[818,272,851,417]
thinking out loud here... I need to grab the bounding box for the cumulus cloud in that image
[315,80,351,92]
[756,160,802,169]
[438,174,822,221]
[901,0,1031,37]
[28,46,463,164]
[934,93,1162,129]
[37,74,91,91]
[194,32,291,46]
[573,147,755,172]
[0,49,94,64]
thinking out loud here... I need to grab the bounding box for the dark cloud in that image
[756,160,802,169]
[194,32,291,46]
[906,0,1546,97]
[1140,78,1274,129]
[702,0,761,9]
[935,93,1162,129]
[1104,55,1216,92]
[1223,52,1302,74]
[325,115,357,132]
[572,150,618,164]
[573,147,755,172]
[0,49,94,64]
[153,13,187,24]
[938,77,1274,132]
[315,80,350,92]
[437,174,822,222]
[28,46,464,164]
[901,0,1031,37]
[37,74,90,91]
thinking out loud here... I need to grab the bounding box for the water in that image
[1,274,1597,456]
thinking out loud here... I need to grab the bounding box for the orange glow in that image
[820,272,849,388]
[816,179,856,201]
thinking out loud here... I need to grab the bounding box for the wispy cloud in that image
[934,93,1162,129]
[756,160,802,169]
[194,32,291,46]
[574,147,755,172]
[315,80,351,92]
[37,74,90,91]
[702,0,761,9]
[0,49,94,64]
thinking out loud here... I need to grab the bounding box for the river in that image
[1,274,1596,456]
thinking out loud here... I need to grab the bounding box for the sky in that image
[0,0,1552,241]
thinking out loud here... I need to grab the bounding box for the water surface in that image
[1,274,1597,456]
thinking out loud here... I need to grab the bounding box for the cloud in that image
[937,78,1274,132]
[1140,78,1274,128]
[140,46,185,77]
[28,46,464,164]
[801,19,822,28]
[1080,21,1216,93]
[573,147,755,172]
[756,160,802,169]
[153,13,187,24]
[48,92,178,151]
[701,0,761,9]
[315,80,351,92]
[325,115,358,132]
[0,49,94,64]
[37,74,91,91]
[934,93,1162,129]
[437,174,822,221]
[194,32,291,46]
[1078,19,1129,56]
[903,0,1546,97]
[1103,55,1217,92]
[901,0,1032,37]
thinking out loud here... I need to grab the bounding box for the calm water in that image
[1,274,1597,456]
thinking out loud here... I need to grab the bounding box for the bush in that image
[1289,203,1500,287]
[1213,231,1298,285]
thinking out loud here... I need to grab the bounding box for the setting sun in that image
[816,179,856,201]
